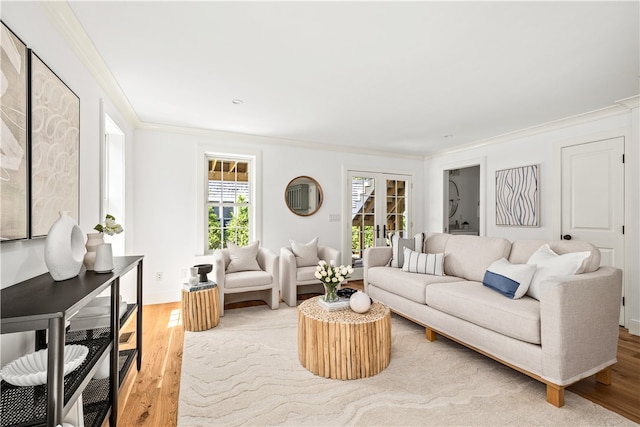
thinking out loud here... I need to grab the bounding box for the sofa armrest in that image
[279,247,297,306]
[363,247,392,292]
[213,250,226,290]
[258,247,279,285]
[540,266,622,385]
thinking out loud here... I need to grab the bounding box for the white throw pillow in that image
[226,241,261,273]
[526,244,590,300]
[389,232,426,268]
[401,248,444,276]
[290,237,320,267]
[482,257,536,299]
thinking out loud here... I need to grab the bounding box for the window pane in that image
[206,157,252,251]
[207,206,222,250]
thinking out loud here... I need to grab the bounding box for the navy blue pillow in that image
[482,258,536,299]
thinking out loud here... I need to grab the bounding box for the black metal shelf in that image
[1,256,144,427]
[1,304,138,427]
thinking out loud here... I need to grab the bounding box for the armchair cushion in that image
[290,237,320,267]
[226,241,261,273]
[224,270,274,290]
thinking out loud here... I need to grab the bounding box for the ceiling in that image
[66,1,639,157]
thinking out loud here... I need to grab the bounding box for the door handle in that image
[383,225,387,239]
[376,225,380,239]
[562,234,572,240]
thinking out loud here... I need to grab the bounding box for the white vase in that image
[94,243,114,273]
[44,211,86,281]
[188,267,199,285]
[83,232,105,271]
[350,291,372,313]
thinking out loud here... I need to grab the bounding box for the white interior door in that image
[561,137,625,323]
[349,171,411,268]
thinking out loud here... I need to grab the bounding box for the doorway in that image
[443,165,481,235]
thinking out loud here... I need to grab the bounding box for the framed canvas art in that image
[30,51,80,237]
[0,22,29,241]
[495,164,539,227]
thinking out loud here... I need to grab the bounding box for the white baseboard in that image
[627,318,640,336]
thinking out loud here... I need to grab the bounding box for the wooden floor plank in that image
[118,282,640,426]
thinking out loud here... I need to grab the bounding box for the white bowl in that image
[0,345,89,387]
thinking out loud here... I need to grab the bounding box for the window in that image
[206,157,251,251]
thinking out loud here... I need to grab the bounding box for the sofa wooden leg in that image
[546,383,565,407]
[595,366,612,385]
[425,327,437,342]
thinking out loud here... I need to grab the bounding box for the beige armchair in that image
[213,243,280,316]
[280,243,341,307]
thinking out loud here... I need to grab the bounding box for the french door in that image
[349,171,412,268]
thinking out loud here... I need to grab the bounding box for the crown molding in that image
[39,1,140,127]
[424,95,640,159]
[137,121,420,160]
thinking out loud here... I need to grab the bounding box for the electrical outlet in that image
[181,269,187,280]
[156,272,163,281]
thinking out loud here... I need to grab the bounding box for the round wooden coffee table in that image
[297,296,391,380]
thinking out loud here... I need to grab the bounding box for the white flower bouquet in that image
[94,214,123,236]
[314,260,354,302]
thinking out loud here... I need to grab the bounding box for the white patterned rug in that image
[178,304,636,427]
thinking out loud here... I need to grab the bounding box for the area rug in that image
[178,304,636,426]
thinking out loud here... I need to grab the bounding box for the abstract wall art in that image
[0,22,29,241]
[495,164,539,227]
[30,51,79,237]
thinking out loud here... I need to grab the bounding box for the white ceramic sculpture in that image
[94,243,114,273]
[44,211,86,281]
[83,232,105,271]
[350,291,372,313]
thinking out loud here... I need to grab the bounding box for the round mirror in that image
[448,180,459,218]
[285,176,323,216]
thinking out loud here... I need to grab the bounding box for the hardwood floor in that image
[118,289,640,426]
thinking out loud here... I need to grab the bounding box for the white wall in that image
[424,112,639,334]
[133,128,425,304]
[0,2,135,365]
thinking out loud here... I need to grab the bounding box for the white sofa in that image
[364,232,622,407]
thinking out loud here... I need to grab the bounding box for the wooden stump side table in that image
[181,286,220,331]
[297,296,391,380]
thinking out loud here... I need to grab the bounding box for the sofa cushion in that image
[426,281,541,344]
[525,244,590,300]
[224,270,273,289]
[483,258,536,299]
[402,248,444,276]
[425,232,451,254]
[367,266,460,304]
[509,240,600,274]
[443,235,512,281]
